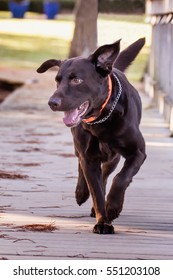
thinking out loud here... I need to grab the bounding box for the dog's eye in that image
[70,77,83,85]
[55,75,61,87]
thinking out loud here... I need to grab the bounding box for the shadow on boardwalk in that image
[0,69,173,260]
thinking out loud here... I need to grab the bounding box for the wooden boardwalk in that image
[0,70,173,260]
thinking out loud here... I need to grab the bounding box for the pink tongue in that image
[63,109,79,126]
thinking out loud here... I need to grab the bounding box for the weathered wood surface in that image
[146,9,173,133]
[0,71,173,260]
[149,22,173,100]
[146,0,173,15]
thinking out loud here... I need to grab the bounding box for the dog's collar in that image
[82,75,112,124]
[82,73,122,125]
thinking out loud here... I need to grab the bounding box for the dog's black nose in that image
[48,97,61,111]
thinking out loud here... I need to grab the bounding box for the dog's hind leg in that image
[75,162,90,205]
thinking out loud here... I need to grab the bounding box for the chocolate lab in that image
[37,38,146,234]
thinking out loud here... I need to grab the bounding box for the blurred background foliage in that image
[0,0,149,82]
[0,0,145,14]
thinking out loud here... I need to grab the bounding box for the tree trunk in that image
[69,0,98,58]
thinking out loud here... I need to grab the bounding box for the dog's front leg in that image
[106,147,146,221]
[72,126,114,234]
[79,156,114,234]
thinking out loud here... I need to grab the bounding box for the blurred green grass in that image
[0,34,70,68]
[0,12,151,82]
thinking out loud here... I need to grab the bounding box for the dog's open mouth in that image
[63,101,89,127]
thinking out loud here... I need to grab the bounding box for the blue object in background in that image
[44,1,60,20]
[8,1,30,19]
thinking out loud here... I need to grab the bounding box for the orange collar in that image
[83,75,112,123]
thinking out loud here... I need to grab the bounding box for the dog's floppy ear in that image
[37,59,61,73]
[89,39,121,76]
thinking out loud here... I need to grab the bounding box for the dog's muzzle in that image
[48,97,62,111]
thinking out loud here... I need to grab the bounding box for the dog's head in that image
[37,40,121,127]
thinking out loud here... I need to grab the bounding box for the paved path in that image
[0,69,173,259]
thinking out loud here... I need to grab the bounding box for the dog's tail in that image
[113,38,145,72]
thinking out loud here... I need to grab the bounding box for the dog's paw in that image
[106,189,125,221]
[106,202,123,221]
[93,223,114,234]
[75,185,90,206]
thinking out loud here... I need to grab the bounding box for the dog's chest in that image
[99,142,115,161]
[83,123,126,159]
[86,124,120,144]
[88,128,120,160]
